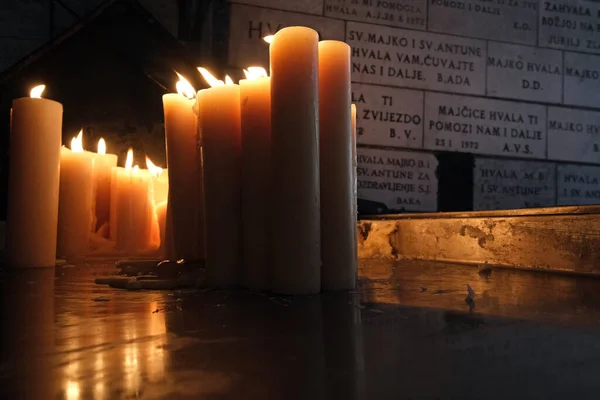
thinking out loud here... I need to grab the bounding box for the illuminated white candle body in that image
[240,76,271,290]
[57,144,95,259]
[114,167,153,253]
[198,86,242,287]
[318,40,357,291]
[92,146,118,234]
[270,27,321,294]
[7,94,63,267]
[162,94,202,260]
[155,200,168,256]
[109,166,122,241]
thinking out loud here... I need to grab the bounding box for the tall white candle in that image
[162,73,203,261]
[7,85,63,268]
[92,138,117,236]
[57,131,95,260]
[270,27,321,294]
[197,68,242,287]
[318,40,357,291]
[239,67,271,290]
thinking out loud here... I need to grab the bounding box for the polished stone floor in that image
[2,259,600,399]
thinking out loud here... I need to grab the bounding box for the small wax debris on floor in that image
[92,296,111,302]
[478,262,493,276]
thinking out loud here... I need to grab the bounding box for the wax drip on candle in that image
[197,67,224,87]
[146,156,163,178]
[175,72,196,99]
[71,130,84,152]
[30,85,45,98]
[97,138,106,155]
[263,35,274,44]
[243,67,269,80]
[125,148,133,170]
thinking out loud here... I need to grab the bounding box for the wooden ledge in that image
[357,205,600,277]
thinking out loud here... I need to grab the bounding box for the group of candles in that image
[5,26,357,295]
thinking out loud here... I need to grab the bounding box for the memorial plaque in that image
[428,0,538,45]
[539,0,600,54]
[486,42,563,103]
[324,0,427,30]
[357,147,438,211]
[473,158,556,210]
[347,21,486,95]
[353,83,424,149]
[557,164,600,205]
[229,0,325,15]
[563,51,600,108]
[228,4,345,68]
[424,92,546,159]
[0,0,49,39]
[547,107,600,164]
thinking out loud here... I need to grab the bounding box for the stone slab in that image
[347,21,486,95]
[353,83,424,148]
[429,0,538,45]
[473,158,556,210]
[357,147,438,211]
[324,0,427,30]
[424,92,546,159]
[557,164,600,205]
[547,107,600,164]
[539,0,600,54]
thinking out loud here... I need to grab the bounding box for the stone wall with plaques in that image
[226,0,600,212]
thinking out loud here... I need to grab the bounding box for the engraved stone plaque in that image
[473,158,556,210]
[486,42,563,103]
[538,0,600,54]
[428,0,538,45]
[229,0,325,15]
[424,92,546,159]
[557,164,600,205]
[563,51,600,108]
[347,21,486,95]
[353,83,424,149]
[324,0,427,30]
[357,147,438,211]
[228,4,345,68]
[547,107,600,164]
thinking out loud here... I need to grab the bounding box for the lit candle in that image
[7,85,63,268]
[270,27,321,294]
[113,149,153,253]
[57,130,95,260]
[318,40,357,291]
[154,200,168,257]
[197,67,242,287]
[146,157,168,204]
[162,73,203,261]
[239,66,271,290]
[146,157,169,253]
[92,138,118,236]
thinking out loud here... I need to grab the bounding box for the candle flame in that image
[71,130,84,152]
[132,165,139,174]
[243,66,268,80]
[175,72,196,99]
[30,85,45,98]
[98,138,106,155]
[263,35,274,44]
[145,156,163,178]
[197,67,224,87]
[125,148,133,170]
[225,75,234,85]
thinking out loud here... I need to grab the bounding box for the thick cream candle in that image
[197,68,242,288]
[57,131,94,260]
[270,27,321,294]
[7,85,63,268]
[239,67,271,290]
[162,73,203,261]
[92,138,117,235]
[318,40,357,291]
